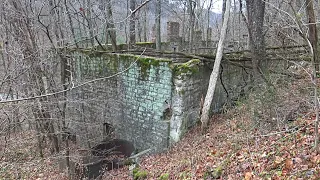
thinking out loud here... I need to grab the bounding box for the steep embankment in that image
[104,74,320,179]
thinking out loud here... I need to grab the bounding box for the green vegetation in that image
[133,168,148,180]
[171,59,201,76]
[67,49,207,80]
[135,42,154,45]
[137,57,160,79]
[159,173,169,180]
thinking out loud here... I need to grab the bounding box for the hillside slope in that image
[104,76,320,179]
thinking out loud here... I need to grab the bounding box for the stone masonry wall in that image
[67,50,251,153]
[68,52,173,152]
[170,60,210,142]
[169,60,250,142]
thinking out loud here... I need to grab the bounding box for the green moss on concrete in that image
[120,55,171,79]
[68,49,175,79]
[137,57,159,79]
[171,59,201,76]
[135,42,154,45]
[135,42,156,49]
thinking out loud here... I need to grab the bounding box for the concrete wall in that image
[67,50,251,153]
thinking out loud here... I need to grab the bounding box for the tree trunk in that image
[222,0,226,20]
[155,0,161,51]
[106,0,117,51]
[206,0,213,47]
[306,0,319,72]
[129,0,136,48]
[188,0,195,53]
[86,0,95,47]
[305,0,320,152]
[138,11,142,42]
[200,0,230,133]
[245,0,266,82]
[64,0,79,48]
[143,3,148,42]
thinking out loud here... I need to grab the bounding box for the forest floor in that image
[104,75,320,179]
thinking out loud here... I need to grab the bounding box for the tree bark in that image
[155,0,161,51]
[305,0,320,152]
[143,3,148,42]
[129,0,136,48]
[306,0,319,72]
[245,0,266,82]
[64,0,79,48]
[200,0,230,133]
[106,0,117,51]
[206,0,213,47]
[86,0,95,47]
[188,0,195,53]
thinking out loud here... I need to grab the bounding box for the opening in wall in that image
[103,122,115,140]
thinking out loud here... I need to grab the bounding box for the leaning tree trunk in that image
[200,0,230,132]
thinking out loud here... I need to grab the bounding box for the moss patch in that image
[67,49,175,79]
[133,168,148,180]
[171,59,201,77]
[159,173,169,180]
[128,55,171,80]
[135,42,154,45]
[137,57,159,79]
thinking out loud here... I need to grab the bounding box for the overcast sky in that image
[169,0,223,14]
[209,0,223,13]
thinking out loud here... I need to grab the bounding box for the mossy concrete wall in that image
[67,51,251,152]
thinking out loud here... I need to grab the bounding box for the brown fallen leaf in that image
[311,154,320,164]
[284,159,293,170]
[274,156,283,165]
[244,171,252,180]
[293,157,303,164]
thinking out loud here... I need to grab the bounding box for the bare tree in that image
[7,0,60,155]
[304,0,320,152]
[201,0,231,132]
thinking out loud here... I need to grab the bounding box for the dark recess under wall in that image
[75,139,135,179]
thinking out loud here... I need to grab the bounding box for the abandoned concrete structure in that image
[66,50,250,153]
[65,21,251,153]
